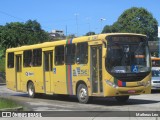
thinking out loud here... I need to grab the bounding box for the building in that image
[148,41,158,53]
[51,30,64,37]
[149,26,160,57]
[49,30,65,41]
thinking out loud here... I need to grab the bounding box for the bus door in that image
[90,45,103,94]
[16,54,22,91]
[44,51,53,93]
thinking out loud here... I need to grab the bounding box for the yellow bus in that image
[6,33,151,103]
[151,57,160,66]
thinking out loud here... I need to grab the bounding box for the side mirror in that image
[103,48,107,58]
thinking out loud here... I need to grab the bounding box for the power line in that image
[0,10,24,21]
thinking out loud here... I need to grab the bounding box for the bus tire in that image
[27,82,36,98]
[77,84,91,104]
[115,95,129,103]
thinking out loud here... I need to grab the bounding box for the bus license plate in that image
[128,90,136,94]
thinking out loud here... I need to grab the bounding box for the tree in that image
[102,24,120,33]
[66,34,76,39]
[85,32,95,36]
[1,22,27,48]
[102,7,158,41]
[0,20,49,50]
[24,20,49,44]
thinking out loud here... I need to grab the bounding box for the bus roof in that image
[6,33,146,53]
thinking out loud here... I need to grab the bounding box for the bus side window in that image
[23,50,32,67]
[76,42,88,64]
[65,44,75,65]
[7,52,14,68]
[55,45,64,65]
[33,48,42,67]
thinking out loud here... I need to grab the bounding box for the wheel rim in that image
[28,84,34,96]
[79,88,87,100]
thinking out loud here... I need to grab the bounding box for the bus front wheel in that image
[77,84,91,104]
[27,82,36,98]
[115,96,129,103]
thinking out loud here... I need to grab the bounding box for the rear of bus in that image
[104,34,151,101]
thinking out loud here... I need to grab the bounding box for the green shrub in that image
[0,57,5,72]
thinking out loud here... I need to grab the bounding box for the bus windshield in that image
[105,36,151,80]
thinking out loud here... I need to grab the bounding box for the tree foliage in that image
[102,7,158,41]
[66,34,76,39]
[85,32,95,36]
[0,20,49,50]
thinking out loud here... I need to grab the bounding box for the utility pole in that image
[65,25,68,37]
[74,13,79,37]
[100,18,106,33]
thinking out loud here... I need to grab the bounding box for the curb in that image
[0,106,23,111]
[0,83,6,86]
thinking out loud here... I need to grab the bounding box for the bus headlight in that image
[106,80,118,88]
[137,81,151,87]
[144,81,151,87]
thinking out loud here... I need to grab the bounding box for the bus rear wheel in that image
[27,82,36,98]
[77,84,91,104]
[115,96,129,103]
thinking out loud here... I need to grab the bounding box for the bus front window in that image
[105,36,151,81]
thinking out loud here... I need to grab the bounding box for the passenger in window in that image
[152,60,156,66]
[76,49,80,64]
[61,59,64,64]
[29,61,33,67]
[8,64,12,68]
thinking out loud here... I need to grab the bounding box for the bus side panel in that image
[6,69,16,91]
[5,53,16,91]
[72,64,91,96]
[53,65,67,94]
[32,66,44,93]
[21,67,44,93]
[21,67,33,92]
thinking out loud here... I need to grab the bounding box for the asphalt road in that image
[0,85,160,120]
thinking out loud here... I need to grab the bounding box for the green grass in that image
[0,98,20,109]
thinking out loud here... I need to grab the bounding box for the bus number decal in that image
[88,35,98,41]
[25,72,34,76]
[73,67,89,76]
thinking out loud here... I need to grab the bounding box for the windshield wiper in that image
[135,42,144,54]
